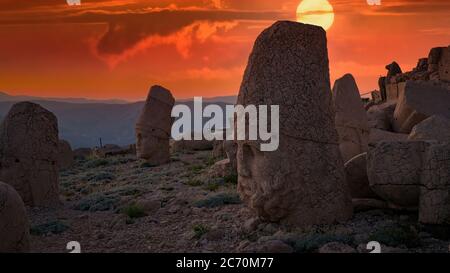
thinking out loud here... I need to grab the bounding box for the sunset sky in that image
[0,0,449,100]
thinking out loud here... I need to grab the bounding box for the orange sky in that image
[0,0,449,100]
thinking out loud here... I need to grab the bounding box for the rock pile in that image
[0,102,60,207]
[236,21,352,227]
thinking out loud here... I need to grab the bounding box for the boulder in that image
[135,85,175,165]
[58,140,74,170]
[409,115,450,142]
[393,81,450,134]
[437,46,450,81]
[236,21,352,227]
[0,182,30,253]
[0,102,60,207]
[367,141,427,207]
[212,140,225,158]
[344,153,377,198]
[367,101,396,131]
[419,142,450,225]
[386,61,402,79]
[369,128,408,143]
[332,74,370,162]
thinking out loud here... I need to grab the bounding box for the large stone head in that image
[136,85,175,162]
[236,21,352,226]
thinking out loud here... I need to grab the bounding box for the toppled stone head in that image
[236,21,352,227]
[135,85,175,165]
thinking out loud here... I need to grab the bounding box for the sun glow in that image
[296,0,335,31]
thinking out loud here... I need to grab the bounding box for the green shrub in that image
[85,159,110,168]
[186,179,203,187]
[193,224,209,239]
[224,174,238,185]
[31,220,69,236]
[140,162,157,168]
[73,194,120,212]
[84,172,115,182]
[189,165,204,174]
[122,204,147,219]
[194,193,241,208]
[204,181,220,191]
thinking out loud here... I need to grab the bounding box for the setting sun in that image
[296,0,335,31]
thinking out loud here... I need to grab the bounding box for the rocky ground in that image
[28,150,450,253]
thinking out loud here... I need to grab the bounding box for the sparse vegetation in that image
[194,193,241,208]
[189,164,204,174]
[122,204,147,219]
[193,224,209,239]
[186,179,203,187]
[73,193,120,212]
[224,174,238,185]
[31,220,70,236]
[85,158,110,168]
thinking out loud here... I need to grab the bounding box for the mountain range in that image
[0,91,236,148]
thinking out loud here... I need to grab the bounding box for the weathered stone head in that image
[0,102,60,207]
[332,74,369,162]
[236,21,352,227]
[136,85,175,165]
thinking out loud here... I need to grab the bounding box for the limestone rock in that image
[332,74,370,162]
[437,46,450,81]
[223,140,237,174]
[386,62,402,79]
[369,128,409,143]
[367,101,396,131]
[408,115,450,142]
[0,182,30,253]
[236,21,352,227]
[136,85,175,165]
[419,142,450,225]
[393,81,450,133]
[367,141,426,207]
[0,102,60,207]
[344,153,376,198]
[58,140,74,170]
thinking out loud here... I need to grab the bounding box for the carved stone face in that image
[136,127,167,161]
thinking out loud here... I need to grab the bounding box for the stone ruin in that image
[0,181,30,253]
[354,45,450,226]
[235,21,353,227]
[0,102,60,207]
[136,85,175,166]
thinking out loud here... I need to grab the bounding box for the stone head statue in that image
[136,85,175,164]
[236,21,352,227]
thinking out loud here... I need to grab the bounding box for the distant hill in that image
[0,91,129,104]
[0,92,236,148]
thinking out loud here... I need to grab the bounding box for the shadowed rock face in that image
[0,102,59,207]
[236,21,352,227]
[135,85,175,165]
[0,182,30,253]
[332,74,369,162]
[58,140,74,170]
